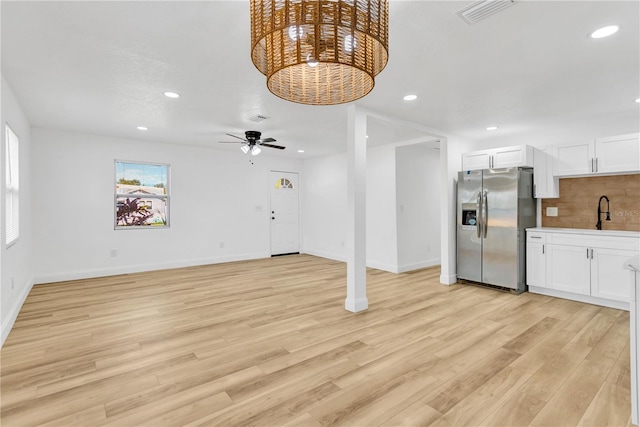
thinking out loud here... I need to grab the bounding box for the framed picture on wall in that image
[114,160,170,229]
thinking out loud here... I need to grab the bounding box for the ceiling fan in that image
[219,130,285,156]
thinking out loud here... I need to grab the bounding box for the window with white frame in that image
[115,160,170,228]
[5,124,19,246]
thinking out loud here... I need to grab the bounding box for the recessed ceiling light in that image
[403,94,417,101]
[163,91,180,98]
[486,126,499,131]
[137,126,148,131]
[635,98,640,103]
[589,25,619,39]
[366,135,369,138]
[297,150,305,153]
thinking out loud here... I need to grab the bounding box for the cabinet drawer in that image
[547,233,640,251]
[527,232,547,243]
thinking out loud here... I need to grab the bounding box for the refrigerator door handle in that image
[476,192,482,238]
[483,190,488,238]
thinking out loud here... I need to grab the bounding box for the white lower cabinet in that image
[526,228,640,309]
[526,232,547,288]
[546,244,591,296]
[591,248,638,302]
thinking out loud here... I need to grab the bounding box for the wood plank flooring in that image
[0,255,632,426]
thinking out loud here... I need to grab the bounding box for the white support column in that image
[345,105,368,313]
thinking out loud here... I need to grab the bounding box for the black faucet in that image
[596,195,611,230]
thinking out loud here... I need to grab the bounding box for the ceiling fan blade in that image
[219,141,245,144]
[226,133,247,141]
[261,143,286,150]
[261,137,276,143]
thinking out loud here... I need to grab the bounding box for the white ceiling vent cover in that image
[457,0,515,25]
[248,114,269,123]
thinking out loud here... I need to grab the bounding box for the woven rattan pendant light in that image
[250,0,389,105]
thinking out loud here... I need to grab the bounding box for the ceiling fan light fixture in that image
[251,145,262,156]
[250,0,389,105]
[240,144,250,154]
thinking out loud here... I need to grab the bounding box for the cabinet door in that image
[462,151,491,171]
[546,244,591,295]
[526,242,546,287]
[533,147,559,198]
[591,248,637,302]
[555,141,594,176]
[493,145,533,168]
[595,133,640,174]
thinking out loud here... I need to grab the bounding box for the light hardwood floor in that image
[0,255,633,426]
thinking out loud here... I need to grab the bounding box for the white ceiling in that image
[2,1,639,158]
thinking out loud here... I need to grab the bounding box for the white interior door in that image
[270,171,299,255]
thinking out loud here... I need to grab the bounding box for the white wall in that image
[396,143,441,272]
[1,76,34,345]
[300,152,348,261]
[302,141,444,274]
[366,145,397,271]
[31,128,302,283]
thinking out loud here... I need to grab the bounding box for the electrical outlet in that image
[219,242,225,249]
[110,249,118,257]
[546,207,559,217]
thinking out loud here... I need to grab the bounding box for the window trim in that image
[114,159,170,230]
[5,123,19,248]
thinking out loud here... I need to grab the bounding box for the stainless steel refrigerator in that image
[457,168,536,293]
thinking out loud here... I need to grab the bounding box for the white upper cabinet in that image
[533,146,559,198]
[555,141,594,176]
[462,145,534,171]
[461,150,492,171]
[595,133,640,174]
[555,133,640,177]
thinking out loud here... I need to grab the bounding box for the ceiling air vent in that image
[456,0,515,25]
[248,114,269,123]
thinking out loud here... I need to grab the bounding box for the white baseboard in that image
[440,273,458,285]
[398,258,440,273]
[366,260,399,273]
[34,252,270,284]
[529,286,630,311]
[300,249,346,263]
[1,277,34,347]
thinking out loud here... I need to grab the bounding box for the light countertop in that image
[527,227,640,238]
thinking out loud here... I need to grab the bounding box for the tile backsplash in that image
[541,174,640,231]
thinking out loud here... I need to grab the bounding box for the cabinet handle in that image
[530,236,542,239]
[590,248,594,259]
[595,158,598,172]
[591,158,594,172]
[542,244,545,254]
[587,248,589,258]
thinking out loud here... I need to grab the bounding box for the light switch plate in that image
[546,207,558,217]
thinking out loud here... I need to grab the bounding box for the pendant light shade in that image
[250,0,389,105]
